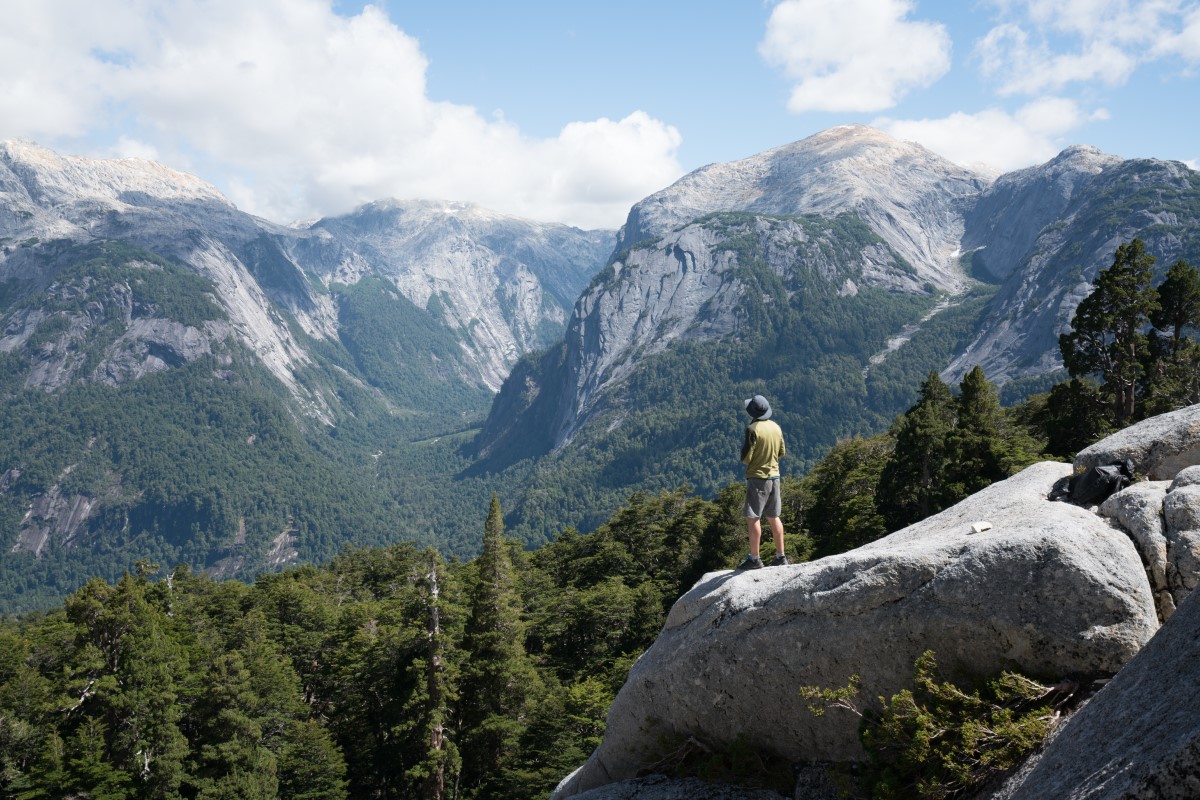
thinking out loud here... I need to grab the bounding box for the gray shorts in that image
[744,477,782,519]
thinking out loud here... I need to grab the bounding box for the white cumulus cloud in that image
[976,1,1200,94]
[759,0,952,113]
[0,0,682,229]
[1156,3,1200,61]
[875,97,1108,172]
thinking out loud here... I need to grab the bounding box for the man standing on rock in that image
[737,394,788,569]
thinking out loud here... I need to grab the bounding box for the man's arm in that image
[741,427,755,463]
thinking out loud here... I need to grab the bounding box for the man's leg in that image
[738,480,768,569]
[746,517,763,557]
[767,515,785,555]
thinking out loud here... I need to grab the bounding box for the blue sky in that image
[3,1,1198,229]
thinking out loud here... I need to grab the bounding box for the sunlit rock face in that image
[296,199,614,391]
[0,141,614,569]
[0,140,325,402]
[0,141,613,400]
[480,126,1200,468]
[618,124,992,294]
[984,581,1200,800]
[946,153,1200,385]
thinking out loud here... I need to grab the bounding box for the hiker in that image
[737,394,787,569]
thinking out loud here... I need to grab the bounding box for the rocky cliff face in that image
[476,126,992,459]
[291,199,613,390]
[618,125,991,293]
[480,128,1200,477]
[543,213,914,446]
[960,146,1123,282]
[0,141,611,581]
[0,141,612,400]
[0,140,328,407]
[945,153,1200,383]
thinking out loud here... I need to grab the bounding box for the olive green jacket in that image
[741,418,785,479]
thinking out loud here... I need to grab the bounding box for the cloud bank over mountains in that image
[1,0,1196,229]
[765,0,1200,172]
[0,0,683,229]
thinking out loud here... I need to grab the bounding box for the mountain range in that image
[0,126,1197,609]
[0,139,611,607]
[474,125,1200,537]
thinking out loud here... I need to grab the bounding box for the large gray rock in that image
[985,577,1200,800]
[554,462,1158,799]
[1101,482,1176,620]
[1100,465,1200,618]
[1075,403,1200,481]
[1164,466,1200,606]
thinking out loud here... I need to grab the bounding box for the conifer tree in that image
[1145,259,1200,413]
[945,366,1009,502]
[276,720,349,800]
[65,574,190,799]
[799,434,892,556]
[1037,378,1112,457]
[64,718,133,800]
[878,372,957,530]
[500,675,611,796]
[456,495,541,797]
[187,650,279,799]
[1151,259,1200,350]
[395,549,459,800]
[15,730,67,800]
[1060,239,1159,424]
[0,630,62,796]
[420,551,454,800]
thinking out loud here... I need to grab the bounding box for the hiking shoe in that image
[736,554,763,570]
[769,554,789,567]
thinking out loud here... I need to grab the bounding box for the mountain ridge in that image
[617,124,992,293]
[0,141,614,604]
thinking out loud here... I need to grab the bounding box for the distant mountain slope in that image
[947,151,1200,383]
[290,199,613,390]
[0,141,611,609]
[0,140,325,406]
[473,209,993,540]
[477,127,992,459]
[617,125,992,292]
[2,128,1198,607]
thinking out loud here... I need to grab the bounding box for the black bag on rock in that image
[1066,459,1136,505]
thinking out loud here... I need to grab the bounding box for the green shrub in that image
[802,651,1055,800]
